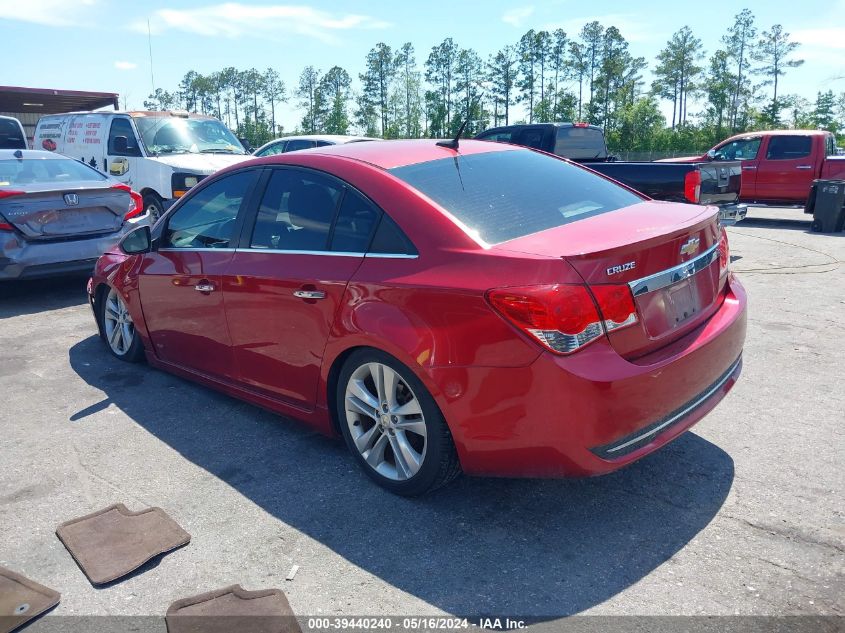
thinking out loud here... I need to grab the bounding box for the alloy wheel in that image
[103,288,135,356]
[344,362,427,481]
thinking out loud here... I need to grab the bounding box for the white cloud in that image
[502,6,534,28]
[0,0,96,26]
[114,61,137,70]
[132,3,390,44]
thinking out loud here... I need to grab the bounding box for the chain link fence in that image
[608,150,706,162]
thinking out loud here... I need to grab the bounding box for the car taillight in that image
[487,283,638,355]
[111,183,144,220]
[718,228,730,277]
[0,220,13,231]
[0,189,25,200]
[684,170,701,204]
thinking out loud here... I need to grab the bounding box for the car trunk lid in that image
[0,184,128,240]
[497,200,726,358]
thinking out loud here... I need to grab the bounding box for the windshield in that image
[134,116,246,155]
[390,150,642,245]
[0,119,26,150]
[0,157,107,186]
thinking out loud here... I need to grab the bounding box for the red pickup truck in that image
[661,130,845,205]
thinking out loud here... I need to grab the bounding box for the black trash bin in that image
[809,179,845,232]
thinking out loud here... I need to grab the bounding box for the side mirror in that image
[119,225,152,255]
[706,149,717,160]
[113,136,129,154]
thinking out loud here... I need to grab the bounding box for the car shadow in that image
[68,335,734,618]
[0,274,89,318]
[739,215,844,236]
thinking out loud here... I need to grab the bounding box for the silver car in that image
[0,150,146,280]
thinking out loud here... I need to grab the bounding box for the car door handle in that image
[796,165,813,170]
[293,290,326,300]
[194,282,216,293]
[742,166,757,170]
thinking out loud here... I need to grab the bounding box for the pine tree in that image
[753,24,804,123]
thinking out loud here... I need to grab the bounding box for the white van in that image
[34,110,250,220]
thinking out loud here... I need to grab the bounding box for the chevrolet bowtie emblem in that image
[679,237,700,258]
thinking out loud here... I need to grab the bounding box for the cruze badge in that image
[63,193,79,206]
[607,261,636,276]
[679,236,700,258]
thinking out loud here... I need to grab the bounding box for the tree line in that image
[143,8,845,152]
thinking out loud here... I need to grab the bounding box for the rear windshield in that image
[554,127,607,160]
[0,119,26,150]
[0,158,107,187]
[389,150,641,244]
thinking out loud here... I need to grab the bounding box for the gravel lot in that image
[1,206,842,626]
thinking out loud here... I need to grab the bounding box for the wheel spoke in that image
[364,432,389,468]
[105,303,120,319]
[109,323,121,347]
[369,363,386,405]
[382,366,399,410]
[389,432,421,479]
[121,323,133,349]
[348,378,379,410]
[354,424,381,453]
[347,395,378,420]
[392,398,422,417]
[393,418,426,436]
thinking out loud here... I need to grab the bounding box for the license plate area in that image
[634,261,720,339]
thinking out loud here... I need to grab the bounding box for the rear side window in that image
[284,139,317,152]
[476,129,514,143]
[0,158,106,186]
[164,171,256,249]
[330,189,381,252]
[250,169,341,251]
[514,128,545,150]
[766,136,811,160]
[553,127,607,160]
[369,214,417,255]
[0,119,26,150]
[390,150,642,245]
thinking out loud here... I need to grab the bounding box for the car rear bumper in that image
[718,203,748,225]
[0,228,131,280]
[428,275,747,477]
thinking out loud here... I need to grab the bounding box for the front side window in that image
[250,169,341,251]
[476,129,514,144]
[108,118,142,156]
[0,157,106,186]
[0,119,26,150]
[766,136,812,160]
[255,141,286,157]
[390,150,642,245]
[715,137,761,161]
[163,171,256,249]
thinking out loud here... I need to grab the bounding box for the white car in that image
[253,134,380,157]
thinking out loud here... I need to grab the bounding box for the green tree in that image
[549,29,569,117]
[360,43,397,137]
[516,29,539,122]
[395,43,422,138]
[722,9,757,132]
[319,66,352,134]
[454,48,485,134]
[488,46,517,125]
[580,21,605,120]
[567,41,588,119]
[652,27,704,128]
[297,66,322,134]
[425,38,459,137]
[812,90,837,133]
[753,24,804,122]
[262,68,286,137]
[143,88,177,111]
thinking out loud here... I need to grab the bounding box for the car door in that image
[222,167,380,408]
[138,169,260,380]
[105,116,143,188]
[755,135,815,201]
[714,136,762,200]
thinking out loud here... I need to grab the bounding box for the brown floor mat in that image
[56,503,190,585]
[166,585,300,633]
[0,566,60,633]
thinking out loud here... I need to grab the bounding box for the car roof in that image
[724,129,831,141]
[291,138,522,170]
[0,149,71,160]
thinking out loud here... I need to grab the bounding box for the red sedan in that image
[87,139,747,495]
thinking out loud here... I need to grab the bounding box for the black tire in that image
[335,349,461,496]
[143,193,164,224]
[97,286,145,363]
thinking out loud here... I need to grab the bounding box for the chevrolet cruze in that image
[87,139,747,495]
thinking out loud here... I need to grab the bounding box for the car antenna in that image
[436,120,468,150]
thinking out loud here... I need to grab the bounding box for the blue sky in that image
[1,0,843,132]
